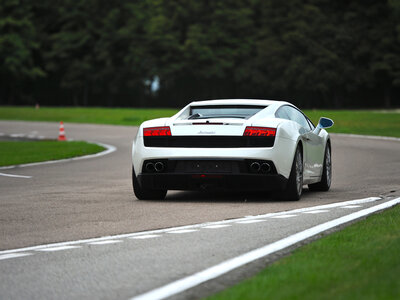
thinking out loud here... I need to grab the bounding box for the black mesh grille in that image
[144,136,275,148]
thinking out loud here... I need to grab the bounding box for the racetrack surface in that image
[0,121,399,250]
[0,121,399,299]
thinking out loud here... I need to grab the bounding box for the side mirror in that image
[313,117,334,135]
[319,117,334,129]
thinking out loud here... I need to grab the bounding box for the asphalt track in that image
[0,120,399,299]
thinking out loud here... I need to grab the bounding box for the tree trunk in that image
[332,90,341,108]
[384,85,391,108]
[83,83,88,106]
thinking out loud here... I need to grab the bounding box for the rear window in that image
[189,105,266,119]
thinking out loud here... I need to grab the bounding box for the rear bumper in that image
[137,173,288,191]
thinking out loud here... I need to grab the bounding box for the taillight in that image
[243,127,276,137]
[143,126,171,136]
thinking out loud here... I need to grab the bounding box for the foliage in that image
[0,0,399,108]
[0,0,45,104]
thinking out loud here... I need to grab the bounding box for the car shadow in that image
[160,188,313,203]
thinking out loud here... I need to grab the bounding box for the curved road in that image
[1,121,400,299]
[0,121,399,251]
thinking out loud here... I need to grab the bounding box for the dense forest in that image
[1,0,399,108]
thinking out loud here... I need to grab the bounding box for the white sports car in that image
[132,99,333,201]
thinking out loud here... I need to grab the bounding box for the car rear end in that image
[132,100,295,192]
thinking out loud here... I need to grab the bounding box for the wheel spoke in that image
[326,147,331,187]
[295,150,303,195]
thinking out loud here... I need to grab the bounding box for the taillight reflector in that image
[143,126,171,136]
[243,127,276,137]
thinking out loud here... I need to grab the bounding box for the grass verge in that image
[207,204,400,300]
[0,106,178,126]
[0,106,399,137]
[0,140,105,166]
[305,110,400,138]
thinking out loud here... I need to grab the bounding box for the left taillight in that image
[143,126,171,136]
[243,127,276,137]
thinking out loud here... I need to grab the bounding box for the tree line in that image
[1,0,399,108]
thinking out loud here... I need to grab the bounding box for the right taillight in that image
[243,127,276,137]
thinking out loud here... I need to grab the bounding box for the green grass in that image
[304,110,400,138]
[207,205,400,300]
[0,106,399,137]
[0,106,178,126]
[0,140,105,166]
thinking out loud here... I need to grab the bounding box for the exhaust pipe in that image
[154,161,165,172]
[250,162,261,173]
[261,162,271,173]
[145,162,155,172]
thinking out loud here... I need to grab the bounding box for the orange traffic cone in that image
[58,121,67,141]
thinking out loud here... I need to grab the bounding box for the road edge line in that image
[0,196,381,255]
[130,197,400,300]
[331,133,400,142]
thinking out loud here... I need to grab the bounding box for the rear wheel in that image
[281,146,303,201]
[132,166,167,200]
[308,143,331,191]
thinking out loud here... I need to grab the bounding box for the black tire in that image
[132,166,167,200]
[281,145,303,201]
[308,143,332,192]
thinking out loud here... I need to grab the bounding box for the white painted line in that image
[0,196,383,256]
[236,219,266,224]
[271,214,297,219]
[130,235,161,240]
[168,229,198,234]
[0,142,116,170]
[88,240,122,245]
[303,210,329,214]
[36,245,81,252]
[342,205,362,209]
[0,253,32,261]
[131,197,400,300]
[10,133,25,138]
[0,172,32,179]
[202,225,232,229]
[332,133,400,142]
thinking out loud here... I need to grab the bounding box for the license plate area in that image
[174,160,236,173]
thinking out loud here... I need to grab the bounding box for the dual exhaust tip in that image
[145,161,165,173]
[250,162,271,174]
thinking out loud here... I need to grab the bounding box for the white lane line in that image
[0,253,32,261]
[236,220,266,224]
[10,133,25,138]
[88,240,122,245]
[36,245,81,252]
[0,142,116,170]
[303,210,329,214]
[332,133,400,142]
[0,196,383,256]
[131,197,400,300]
[168,229,198,234]
[271,214,297,219]
[202,225,232,229]
[342,205,362,209]
[130,235,161,240]
[0,172,32,179]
